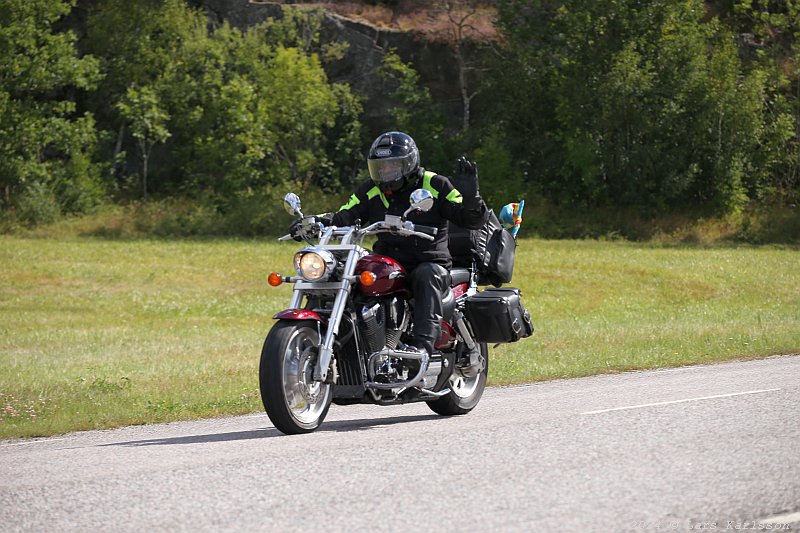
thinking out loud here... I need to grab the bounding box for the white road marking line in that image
[761,511,800,524]
[0,437,68,447]
[581,388,782,415]
[653,367,696,373]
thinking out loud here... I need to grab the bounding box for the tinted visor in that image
[367,156,407,184]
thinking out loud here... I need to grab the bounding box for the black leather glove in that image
[289,219,305,242]
[290,215,332,241]
[455,156,480,206]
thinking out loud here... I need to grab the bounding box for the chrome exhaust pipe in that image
[365,347,428,390]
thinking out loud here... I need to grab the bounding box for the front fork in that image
[313,285,347,383]
[286,251,359,383]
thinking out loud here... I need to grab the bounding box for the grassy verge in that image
[494,240,800,382]
[1,236,798,439]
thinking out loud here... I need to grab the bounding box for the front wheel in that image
[260,320,332,435]
[426,342,488,416]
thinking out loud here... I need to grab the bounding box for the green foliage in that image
[5,0,800,234]
[0,0,103,221]
[116,86,171,199]
[729,1,800,202]
[86,2,362,201]
[378,50,456,173]
[474,128,525,210]
[494,0,766,214]
[15,182,61,227]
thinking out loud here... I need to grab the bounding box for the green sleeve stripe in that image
[339,193,360,212]
[422,171,439,199]
[445,188,463,204]
[424,170,462,204]
[366,186,389,208]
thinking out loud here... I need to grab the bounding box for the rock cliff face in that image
[199,1,465,136]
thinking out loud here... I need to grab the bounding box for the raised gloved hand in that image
[455,156,480,207]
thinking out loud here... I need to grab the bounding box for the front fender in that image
[273,309,323,322]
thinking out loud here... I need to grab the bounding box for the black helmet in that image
[367,131,420,193]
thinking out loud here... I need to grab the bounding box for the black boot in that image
[405,336,434,379]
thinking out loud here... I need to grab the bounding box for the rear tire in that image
[260,320,332,435]
[426,342,488,416]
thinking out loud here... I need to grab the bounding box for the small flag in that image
[499,200,524,238]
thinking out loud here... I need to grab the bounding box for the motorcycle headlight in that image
[293,248,337,281]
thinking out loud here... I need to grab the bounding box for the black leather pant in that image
[408,262,451,345]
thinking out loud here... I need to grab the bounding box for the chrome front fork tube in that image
[313,250,358,382]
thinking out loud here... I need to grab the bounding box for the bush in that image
[16,183,62,227]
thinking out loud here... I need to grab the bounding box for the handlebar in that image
[359,219,437,241]
[281,216,438,243]
[414,224,438,237]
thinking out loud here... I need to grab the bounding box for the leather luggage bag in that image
[464,287,534,343]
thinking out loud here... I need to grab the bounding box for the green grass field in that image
[1,235,798,439]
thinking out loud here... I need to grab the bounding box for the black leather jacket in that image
[331,169,488,270]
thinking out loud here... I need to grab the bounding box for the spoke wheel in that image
[260,321,332,434]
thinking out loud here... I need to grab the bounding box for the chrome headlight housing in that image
[293,247,337,281]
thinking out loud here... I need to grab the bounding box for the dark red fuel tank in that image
[355,254,407,296]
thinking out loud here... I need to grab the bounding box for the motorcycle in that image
[259,189,533,434]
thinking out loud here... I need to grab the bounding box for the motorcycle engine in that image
[359,296,408,354]
[359,296,442,395]
[383,296,409,349]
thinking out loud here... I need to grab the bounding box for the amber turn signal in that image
[268,273,283,287]
[359,271,377,286]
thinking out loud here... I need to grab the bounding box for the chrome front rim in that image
[282,328,330,424]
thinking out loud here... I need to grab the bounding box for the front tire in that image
[260,320,332,435]
[426,342,488,416]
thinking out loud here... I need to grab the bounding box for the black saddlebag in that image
[464,288,534,343]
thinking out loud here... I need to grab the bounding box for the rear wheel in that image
[259,320,332,434]
[426,342,488,416]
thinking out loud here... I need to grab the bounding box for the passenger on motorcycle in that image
[293,131,489,357]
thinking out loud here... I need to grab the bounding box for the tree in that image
[85,0,206,189]
[378,50,453,172]
[441,0,483,133]
[116,86,170,200]
[730,0,800,202]
[493,0,765,214]
[86,3,362,198]
[0,0,101,222]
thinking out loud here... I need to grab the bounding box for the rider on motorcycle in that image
[297,131,489,357]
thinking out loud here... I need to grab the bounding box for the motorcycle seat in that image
[450,268,471,287]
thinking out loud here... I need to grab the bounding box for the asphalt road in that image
[2,355,799,532]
